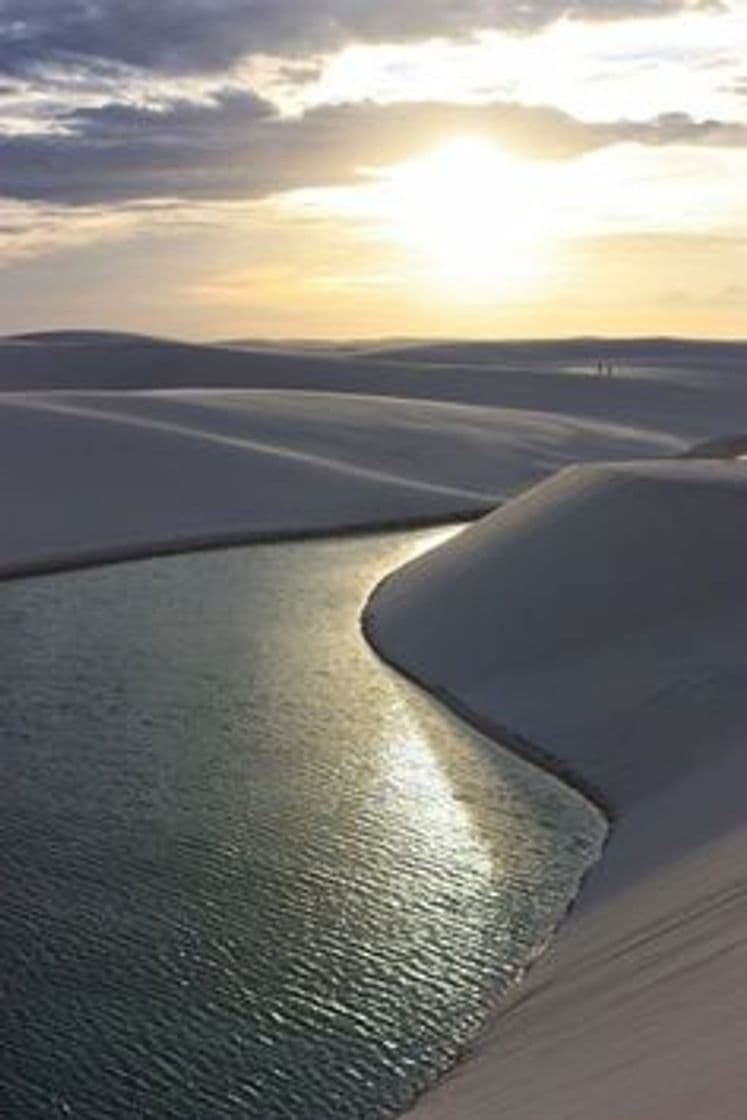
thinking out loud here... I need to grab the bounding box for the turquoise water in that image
[0,532,604,1118]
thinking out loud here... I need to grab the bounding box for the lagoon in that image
[0,531,604,1118]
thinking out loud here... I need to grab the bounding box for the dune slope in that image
[365,460,747,1119]
[0,390,677,576]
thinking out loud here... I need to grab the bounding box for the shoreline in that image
[362,580,615,824]
[0,514,608,1120]
[0,499,615,1117]
[363,459,747,1120]
[362,577,614,1117]
[5,458,747,1116]
[0,508,487,585]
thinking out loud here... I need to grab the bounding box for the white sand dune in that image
[2,331,747,1116]
[0,387,676,575]
[0,393,484,577]
[2,333,744,441]
[365,459,747,1119]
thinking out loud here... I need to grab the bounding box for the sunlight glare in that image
[371,136,556,300]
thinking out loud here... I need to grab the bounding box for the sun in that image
[371,135,556,300]
[276,134,562,307]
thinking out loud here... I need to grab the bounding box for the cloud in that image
[0,89,276,202]
[0,1,726,78]
[600,110,747,147]
[1,86,746,207]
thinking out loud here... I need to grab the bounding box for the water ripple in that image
[0,533,604,1118]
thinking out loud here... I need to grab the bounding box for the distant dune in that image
[1,331,745,396]
[354,336,747,368]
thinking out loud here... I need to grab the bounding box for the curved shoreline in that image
[361,555,614,1117]
[358,460,747,1120]
[362,572,614,824]
[0,508,487,585]
[0,512,612,1116]
[6,492,747,1118]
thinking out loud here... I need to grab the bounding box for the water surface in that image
[0,531,605,1118]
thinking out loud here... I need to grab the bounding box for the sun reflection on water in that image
[0,531,605,1120]
[374,699,496,880]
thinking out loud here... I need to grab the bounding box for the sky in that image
[1,0,746,340]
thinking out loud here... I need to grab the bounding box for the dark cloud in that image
[1,91,745,206]
[0,90,276,201]
[600,110,747,147]
[0,1,725,77]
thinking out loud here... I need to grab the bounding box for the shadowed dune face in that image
[0,390,676,577]
[0,331,691,577]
